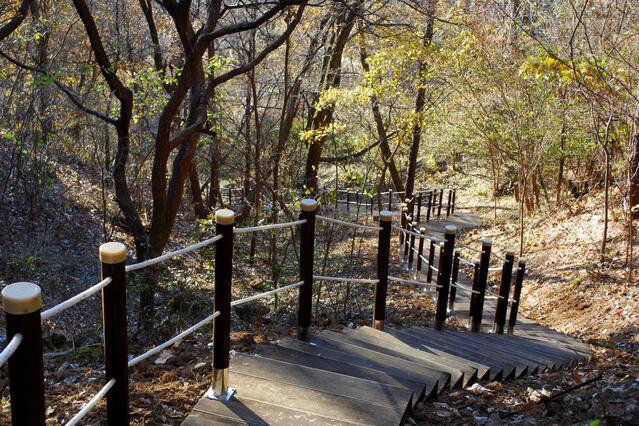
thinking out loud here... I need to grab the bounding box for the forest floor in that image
[1,165,638,425]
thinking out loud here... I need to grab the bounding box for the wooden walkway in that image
[183,213,591,426]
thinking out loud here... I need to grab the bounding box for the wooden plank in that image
[278,337,448,394]
[230,353,414,409]
[202,371,406,426]
[184,395,359,426]
[344,327,492,383]
[255,344,428,401]
[320,331,477,389]
[402,327,538,376]
[353,326,495,382]
[390,327,520,380]
[445,330,576,370]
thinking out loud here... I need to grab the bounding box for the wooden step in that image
[255,343,428,401]
[443,329,577,370]
[401,327,535,377]
[388,327,519,380]
[231,353,414,410]
[184,396,359,426]
[278,336,447,394]
[245,370,405,425]
[357,326,502,386]
[339,327,486,384]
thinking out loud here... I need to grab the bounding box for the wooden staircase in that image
[182,212,591,426]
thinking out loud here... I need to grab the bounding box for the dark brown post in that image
[437,189,444,218]
[446,190,452,217]
[373,210,393,330]
[400,205,407,250]
[346,190,351,214]
[416,194,423,222]
[210,209,234,399]
[388,191,392,210]
[508,259,527,334]
[435,226,456,330]
[426,239,436,283]
[407,221,417,271]
[298,199,317,341]
[451,189,457,214]
[493,249,515,334]
[403,205,411,262]
[2,282,46,426]
[471,239,492,333]
[426,191,432,222]
[416,226,426,278]
[468,262,480,325]
[449,250,460,310]
[99,242,129,424]
[228,187,232,204]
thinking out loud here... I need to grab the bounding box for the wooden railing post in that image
[493,249,515,334]
[373,210,393,330]
[407,221,417,272]
[426,191,432,222]
[346,190,351,214]
[451,189,457,215]
[435,226,456,330]
[426,239,436,283]
[470,238,492,333]
[449,250,460,310]
[416,226,426,278]
[210,209,234,400]
[399,205,407,258]
[416,193,422,222]
[297,199,317,341]
[437,189,444,218]
[387,191,392,210]
[2,282,46,426]
[446,190,452,217]
[99,242,129,424]
[468,263,480,324]
[508,259,527,334]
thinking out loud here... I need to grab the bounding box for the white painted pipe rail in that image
[316,215,382,231]
[65,378,116,426]
[125,234,223,272]
[234,219,306,234]
[388,275,440,289]
[0,333,22,367]
[128,311,221,368]
[313,275,379,284]
[41,277,113,320]
[231,281,304,307]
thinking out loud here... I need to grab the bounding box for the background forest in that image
[1,0,639,424]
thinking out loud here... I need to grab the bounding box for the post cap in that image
[215,208,235,225]
[300,198,318,212]
[419,226,426,233]
[99,242,127,264]
[379,210,393,222]
[2,282,42,315]
[404,198,410,203]
[518,258,527,266]
[402,206,408,212]
[445,225,457,235]
[506,248,516,257]
[482,238,493,247]
[411,221,417,226]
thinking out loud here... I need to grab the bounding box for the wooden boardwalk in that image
[183,213,591,426]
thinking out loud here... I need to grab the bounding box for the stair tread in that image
[335,328,482,386]
[214,370,407,425]
[255,343,427,401]
[278,336,447,394]
[353,326,497,382]
[230,353,413,409]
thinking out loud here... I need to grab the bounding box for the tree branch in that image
[0,0,32,41]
